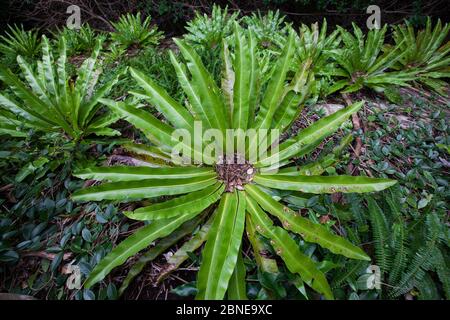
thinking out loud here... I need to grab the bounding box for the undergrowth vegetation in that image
[0,8,448,300]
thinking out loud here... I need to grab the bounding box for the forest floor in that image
[0,85,448,300]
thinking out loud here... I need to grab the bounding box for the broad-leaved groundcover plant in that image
[71,26,397,300]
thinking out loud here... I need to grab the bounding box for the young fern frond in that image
[388,222,409,285]
[367,196,391,274]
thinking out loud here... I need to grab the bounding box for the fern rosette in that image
[72,25,397,300]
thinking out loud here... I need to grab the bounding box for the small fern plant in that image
[242,10,290,49]
[371,191,449,299]
[184,4,239,48]
[110,12,163,50]
[390,17,450,96]
[0,36,124,141]
[52,24,106,56]
[293,19,341,100]
[328,23,417,95]
[72,26,397,300]
[0,24,41,61]
[340,189,449,300]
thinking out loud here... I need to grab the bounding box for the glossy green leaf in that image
[118,213,205,296]
[129,67,194,131]
[227,248,247,300]
[174,38,228,132]
[84,210,204,288]
[257,101,363,167]
[246,194,333,299]
[246,214,279,274]
[101,98,210,163]
[254,174,397,194]
[245,184,371,261]
[196,192,246,300]
[254,31,296,129]
[158,213,214,284]
[232,23,251,129]
[73,166,215,182]
[125,183,224,220]
[72,175,217,201]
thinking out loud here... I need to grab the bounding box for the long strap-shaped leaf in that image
[221,40,235,122]
[246,29,259,128]
[157,213,214,284]
[254,174,397,194]
[41,36,58,97]
[257,101,364,167]
[100,98,211,163]
[196,192,246,300]
[0,62,75,136]
[246,195,333,299]
[277,134,353,176]
[0,65,58,125]
[129,67,194,131]
[174,38,228,132]
[272,59,313,132]
[0,93,53,129]
[41,36,76,135]
[17,55,53,108]
[72,175,217,201]
[56,37,69,117]
[79,68,126,128]
[227,248,247,300]
[122,142,173,163]
[73,166,215,182]
[246,214,280,274]
[169,50,203,121]
[254,31,296,130]
[245,184,371,261]
[84,210,204,288]
[118,213,206,296]
[232,24,251,129]
[125,183,224,220]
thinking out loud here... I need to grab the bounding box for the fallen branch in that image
[342,93,363,176]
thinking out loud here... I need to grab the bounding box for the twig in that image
[342,93,363,176]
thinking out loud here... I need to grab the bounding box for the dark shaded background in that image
[1,0,449,34]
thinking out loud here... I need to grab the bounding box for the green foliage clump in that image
[0,36,124,141]
[184,5,240,48]
[70,27,397,301]
[242,10,290,49]
[110,12,163,50]
[52,24,106,56]
[329,23,417,94]
[390,17,450,96]
[0,25,41,64]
